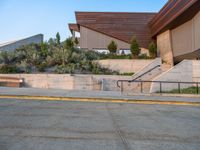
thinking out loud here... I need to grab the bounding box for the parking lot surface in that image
[0,98,200,150]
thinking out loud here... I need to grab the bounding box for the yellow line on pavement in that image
[0,95,200,106]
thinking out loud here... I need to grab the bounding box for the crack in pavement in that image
[105,103,130,150]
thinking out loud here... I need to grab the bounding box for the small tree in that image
[40,42,48,58]
[48,38,56,46]
[64,37,74,49]
[130,36,140,58]
[148,42,157,58]
[107,41,117,54]
[74,37,79,46]
[56,32,61,45]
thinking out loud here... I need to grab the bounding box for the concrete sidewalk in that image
[0,87,200,103]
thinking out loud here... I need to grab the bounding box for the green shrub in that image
[17,61,32,73]
[37,62,47,72]
[0,51,16,64]
[74,37,79,46]
[161,87,200,94]
[55,64,75,74]
[120,72,135,76]
[64,37,74,49]
[0,65,19,73]
[84,50,100,60]
[0,33,132,75]
[138,54,150,59]
[100,53,132,59]
[148,42,157,58]
[40,42,49,58]
[91,63,100,74]
[107,41,117,54]
[130,36,140,58]
[91,63,119,75]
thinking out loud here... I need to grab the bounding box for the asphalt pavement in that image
[0,98,200,150]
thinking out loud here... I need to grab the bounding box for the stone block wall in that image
[0,74,131,91]
[95,59,154,73]
[0,74,74,90]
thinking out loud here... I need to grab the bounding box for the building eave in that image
[149,0,200,37]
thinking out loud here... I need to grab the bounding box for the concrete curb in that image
[0,95,200,107]
[126,93,200,98]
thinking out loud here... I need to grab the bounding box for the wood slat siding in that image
[75,12,156,48]
[149,0,199,37]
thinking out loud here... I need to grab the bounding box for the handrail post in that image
[121,82,123,95]
[160,82,162,93]
[178,83,181,94]
[116,80,200,95]
[140,81,143,93]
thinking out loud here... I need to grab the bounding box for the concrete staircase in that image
[161,63,172,72]
[150,60,195,93]
[121,58,164,94]
[128,62,177,94]
[123,60,199,95]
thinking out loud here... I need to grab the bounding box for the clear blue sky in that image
[0,0,167,43]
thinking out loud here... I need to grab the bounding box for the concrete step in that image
[161,63,172,72]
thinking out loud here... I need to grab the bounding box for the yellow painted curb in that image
[0,95,200,107]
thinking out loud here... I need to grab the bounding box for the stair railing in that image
[132,65,161,81]
[117,65,161,88]
[117,80,200,95]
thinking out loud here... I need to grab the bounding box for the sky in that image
[0,0,168,43]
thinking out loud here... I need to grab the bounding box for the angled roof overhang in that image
[149,0,200,37]
[74,12,156,48]
[68,23,80,34]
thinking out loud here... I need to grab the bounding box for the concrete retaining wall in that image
[150,60,200,93]
[193,60,200,82]
[95,59,154,73]
[0,74,74,90]
[0,74,131,91]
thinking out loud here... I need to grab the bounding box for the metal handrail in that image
[132,65,161,81]
[117,80,200,94]
[117,65,161,87]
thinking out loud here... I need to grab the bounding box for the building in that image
[149,0,200,65]
[69,12,155,55]
[0,34,44,52]
[69,0,200,65]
